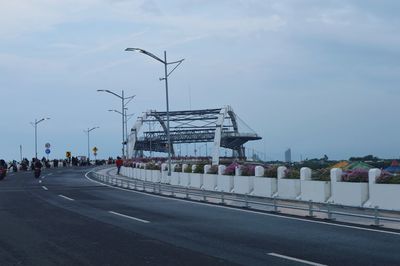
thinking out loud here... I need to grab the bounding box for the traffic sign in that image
[45,149,51,155]
[66,151,71,158]
[45,143,51,149]
[92,147,98,153]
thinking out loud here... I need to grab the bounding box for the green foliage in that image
[184,164,192,173]
[194,164,205,174]
[311,168,330,181]
[263,166,278,178]
[349,155,380,162]
[284,168,300,179]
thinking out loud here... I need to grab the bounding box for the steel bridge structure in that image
[127,106,261,165]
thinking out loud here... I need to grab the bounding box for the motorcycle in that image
[0,167,7,180]
[34,167,41,178]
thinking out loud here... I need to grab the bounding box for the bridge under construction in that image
[127,106,261,165]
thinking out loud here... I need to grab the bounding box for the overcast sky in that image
[1,0,399,161]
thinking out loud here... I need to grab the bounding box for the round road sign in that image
[45,143,51,149]
[45,149,51,154]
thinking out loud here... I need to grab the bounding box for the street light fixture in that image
[125,47,184,176]
[97,89,135,158]
[84,127,99,161]
[30,118,50,159]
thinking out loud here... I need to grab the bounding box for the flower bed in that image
[342,169,368,182]
[240,164,256,176]
[263,166,277,178]
[376,172,400,184]
[311,168,330,181]
[284,168,300,179]
[207,165,218,175]
[223,163,239,176]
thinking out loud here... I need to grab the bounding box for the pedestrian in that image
[116,157,123,175]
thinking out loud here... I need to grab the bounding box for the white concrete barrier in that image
[203,164,218,191]
[300,167,331,202]
[253,177,277,197]
[150,170,161,183]
[277,166,300,199]
[368,169,400,211]
[181,172,190,187]
[330,168,368,207]
[161,163,169,183]
[234,175,254,195]
[190,173,203,189]
[170,172,180,185]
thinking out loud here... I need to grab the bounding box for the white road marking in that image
[84,171,400,237]
[268,253,327,266]
[58,194,75,201]
[42,186,48,191]
[39,180,42,183]
[109,211,150,223]
[47,173,53,176]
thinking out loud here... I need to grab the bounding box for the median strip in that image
[109,211,150,224]
[58,194,75,201]
[267,253,327,266]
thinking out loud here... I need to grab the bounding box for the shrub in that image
[224,163,239,176]
[284,168,300,179]
[264,166,277,178]
[241,165,256,176]
[147,162,161,170]
[194,164,205,174]
[184,164,192,173]
[311,168,330,181]
[342,169,368,182]
[174,164,182,172]
[207,165,218,174]
[376,171,400,184]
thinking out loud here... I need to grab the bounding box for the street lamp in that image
[108,109,135,150]
[125,47,184,176]
[30,118,50,159]
[84,127,99,161]
[97,89,135,158]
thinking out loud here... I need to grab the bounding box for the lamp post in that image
[31,118,50,159]
[84,127,99,161]
[97,89,135,158]
[108,109,135,154]
[125,47,184,176]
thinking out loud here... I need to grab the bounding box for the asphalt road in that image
[1,167,400,266]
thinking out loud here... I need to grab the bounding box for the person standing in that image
[116,157,123,175]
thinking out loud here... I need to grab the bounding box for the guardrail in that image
[90,171,400,228]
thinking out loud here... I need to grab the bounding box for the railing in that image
[90,171,400,228]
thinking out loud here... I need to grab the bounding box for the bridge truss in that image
[127,106,261,165]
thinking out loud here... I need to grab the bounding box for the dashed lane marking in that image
[58,194,75,201]
[42,186,48,191]
[267,253,327,266]
[109,211,150,224]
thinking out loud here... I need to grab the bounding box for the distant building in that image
[285,148,291,163]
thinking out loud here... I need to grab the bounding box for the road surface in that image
[1,167,400,266]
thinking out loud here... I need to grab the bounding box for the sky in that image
[1,0,399,162]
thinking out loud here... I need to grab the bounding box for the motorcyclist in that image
[34,159,43,169]
[8,160,17,172]
[33,159,43,178]
[0,159,8,180]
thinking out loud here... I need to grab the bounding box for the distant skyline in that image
[1,0,399,161]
